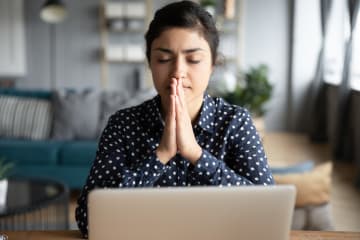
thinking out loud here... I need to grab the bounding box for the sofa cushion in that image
[291,203,334,230]
[0,139,62,165]
[52,90,100,140]
[0,96,53,140]
[59,141,97,166]
[0,88,52,100]
[13,165,91,189]
[98,90,130,135]
[274,162,332,207]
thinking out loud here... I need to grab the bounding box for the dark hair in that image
[145,1,219,65]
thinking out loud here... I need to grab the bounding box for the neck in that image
[187,97,203,124]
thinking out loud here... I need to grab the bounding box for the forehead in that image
[151,28,210,51]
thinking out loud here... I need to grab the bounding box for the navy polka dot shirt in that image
[76,94,274,237]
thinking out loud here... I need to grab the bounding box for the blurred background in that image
[0,0,359,232]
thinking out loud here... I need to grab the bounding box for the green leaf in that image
[221,64,273,117]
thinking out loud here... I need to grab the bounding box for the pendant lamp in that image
[40,0,67,24]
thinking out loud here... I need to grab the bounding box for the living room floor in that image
[68,132,360,231]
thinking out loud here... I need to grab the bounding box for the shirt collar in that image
[194,93,216,134]
[151,94,164,126]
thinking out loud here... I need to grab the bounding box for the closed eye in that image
[188,60,201,64]
[158,59,171,63]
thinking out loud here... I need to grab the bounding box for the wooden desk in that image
[1,230,360,240]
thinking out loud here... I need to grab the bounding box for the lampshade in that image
[40,0,67,24]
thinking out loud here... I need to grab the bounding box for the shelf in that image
[108,29,145,33]
[99,0,152,88]
[104,2,146,20]
[106,16,146,21]
[102,45,145,63]
[106,60,145,64]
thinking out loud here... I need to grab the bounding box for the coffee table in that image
[0,178,69,230]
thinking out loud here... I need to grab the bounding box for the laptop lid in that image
[88,185,295,240]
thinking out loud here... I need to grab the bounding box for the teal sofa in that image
[0,88,97,189]
[0,87,157,189]
[0,139,96,189]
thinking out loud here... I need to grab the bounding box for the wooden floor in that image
[262,132,360,232]
[69,132,360,231]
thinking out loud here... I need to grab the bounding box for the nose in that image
[171,57,186,79]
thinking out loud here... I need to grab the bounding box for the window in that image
[350,9,360,91]
[323,0,348,85]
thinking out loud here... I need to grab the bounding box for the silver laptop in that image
[88,185,295,240]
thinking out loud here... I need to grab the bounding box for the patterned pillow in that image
[0,96,53,140]
[273,162,332,207]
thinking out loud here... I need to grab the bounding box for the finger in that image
[170,78,177,96]
[167,94,176,125]
[177,78,187,110]
[175,94,181,117]
[177,78,185,98]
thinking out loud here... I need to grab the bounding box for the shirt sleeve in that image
[188,109,274,186]
[75,114,168,238]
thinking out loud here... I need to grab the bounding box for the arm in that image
[189,109,274,186]
[75,114,167,238]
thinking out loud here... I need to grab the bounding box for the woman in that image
[76,1,274,237]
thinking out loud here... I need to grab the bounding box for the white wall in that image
[241,0,291,131]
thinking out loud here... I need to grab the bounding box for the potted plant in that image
[200,0,216,16]
[222,64,273,135]
[0,158,14,206]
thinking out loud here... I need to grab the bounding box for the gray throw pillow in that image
[307,203,335,230]
[98,90,130,135]
[52,90,100,140]
[98,88,157,136]
[120,87,157,109]
[291,203,335,230]
[291,208,307,230]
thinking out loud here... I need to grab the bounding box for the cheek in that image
[150,64,168,88]
[192,64,212,87]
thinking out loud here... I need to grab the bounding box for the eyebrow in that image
[154,47,205,54]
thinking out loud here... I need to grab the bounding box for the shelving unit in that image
[98,0,242,92]
[99,0,153,90]
[207,0,244,93]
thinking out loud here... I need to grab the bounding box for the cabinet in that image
[0,0,26,77]
[99,0,152,90]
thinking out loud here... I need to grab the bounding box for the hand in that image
[175,78,202,165]
[156,79,177,164]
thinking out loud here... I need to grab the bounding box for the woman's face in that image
[149,27,213,106]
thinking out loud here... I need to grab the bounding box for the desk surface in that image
[1,230,360,240]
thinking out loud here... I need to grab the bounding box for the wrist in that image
[156,148,172,164]
[185,145,202,165]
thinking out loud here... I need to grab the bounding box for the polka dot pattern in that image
[75,94,274,237]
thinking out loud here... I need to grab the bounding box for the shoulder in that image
[107,97,157,128]
[211,96,251,122]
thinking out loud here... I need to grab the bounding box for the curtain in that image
[308,0,333,141]
[333,0,360,160]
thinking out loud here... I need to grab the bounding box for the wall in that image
[18,0,295,131]
[18,0,100,90]
[241,0,291,131]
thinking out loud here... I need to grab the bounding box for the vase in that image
[0,179,8,206]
